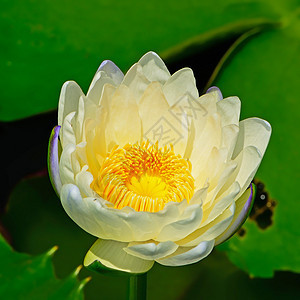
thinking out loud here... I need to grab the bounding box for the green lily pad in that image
[0,0,280,121]
[214,11,300,277]
[0,234,87,299]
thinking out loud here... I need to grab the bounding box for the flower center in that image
[91,141,194,212]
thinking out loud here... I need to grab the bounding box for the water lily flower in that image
[48,52,271,274]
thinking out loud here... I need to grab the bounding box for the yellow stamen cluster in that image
[91,141,194,212]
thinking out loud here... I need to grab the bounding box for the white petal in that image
[59,144,76,185]
[202,182,240,226]
[156,203,203,241]
[206,86,223,100]
[87,60,123,104]
[190,114,222,186]
[75,166,95,198]
[97,60,124,84]
[233,146,262,196]
[215,185,253,245]
[125,241,178,260]
[157,240,214,266]
[177,202,235,247]
[84,239,154,274]
[105,84,142,147]
[232,117,271,159]
[60,184,194,242]
[87,71,117,104]
[122,63,151,102]
[60,111,76,148]
[216,96,241,127]
[220,124,239,160]
[163,68,199,106]
[58,81,84,126]
[138,51,171,83]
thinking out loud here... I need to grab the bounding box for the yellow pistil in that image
[91,141,194,212]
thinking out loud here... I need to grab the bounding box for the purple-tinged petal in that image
[206,86,223,100]
[97,60,124,84]
[215,184,254,245]
[48,125,62,196]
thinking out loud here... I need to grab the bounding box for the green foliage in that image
[214,9,300,277]
[0,0,279,121]
[0,234,87,299]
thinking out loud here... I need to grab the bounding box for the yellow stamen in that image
[91,141,194,212]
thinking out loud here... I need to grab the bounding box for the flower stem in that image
[127,273,147,300]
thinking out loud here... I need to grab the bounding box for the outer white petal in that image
[217,145,261,200]
[58,81,84,126]
[60,184,197,242]
[177,202,235,247]
[157,240,215,266]
[215,185,253,245]
[156,203,202,242]
[138,51,171,83]
[202,181,240,226]
[232,117,271,159]
[125,241,178,260]
[84,239,154,274]
[233,146,262,197]
[163,68,199,106]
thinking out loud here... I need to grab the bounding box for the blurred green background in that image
[0,0,299,299]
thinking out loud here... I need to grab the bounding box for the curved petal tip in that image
[206,86,223,100]
[215,184,254,245]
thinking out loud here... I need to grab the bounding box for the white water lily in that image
[48,52,271,274]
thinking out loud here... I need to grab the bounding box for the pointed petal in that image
[177,202,235,247]
[97,60,124,84]
[206,86,223,100]
[216,96,241,127]
[48,126,62,195]
[215,184,254,245]
[84,239,154,274]
[122,63,151,102]
[87,60,123,104]
[138,51,171,83]
[58,81,83,126]
[163,68,199,106]
[233,117,271,159]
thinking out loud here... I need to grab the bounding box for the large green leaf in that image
[0,0,281,121]
[214,11,300,277]
[0,234,87,299]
